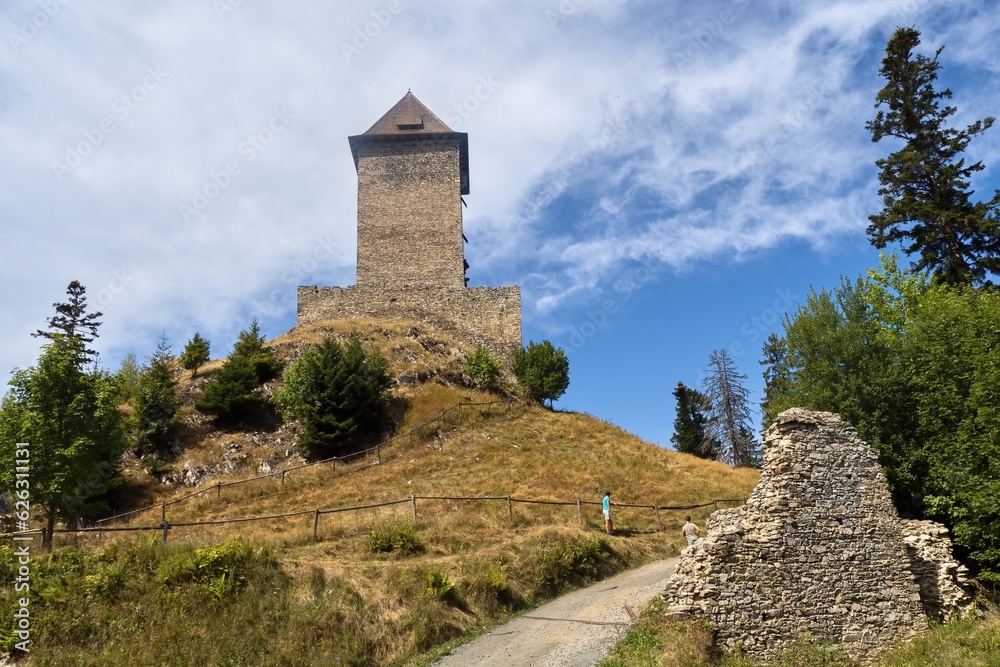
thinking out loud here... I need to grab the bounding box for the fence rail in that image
[3,494,746,546]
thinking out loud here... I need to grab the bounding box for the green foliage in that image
[530,533,614,597]
[113,352,141,406]
[140,454,174,478]
[178,332,211,377]
[867,27,1000,286]
[195,355,267,419]
[367,522,423,555]
[764,255,1000,580]
[512,339,570,406]
[464,347,502,389]
[0,335,126,540]
[671,382,720,460]
[422,569,455,601]
[195,320,279,422]
[232,318,281,382]
[273,334,393,459]
[128,335,181,457]
[159,538,275,601]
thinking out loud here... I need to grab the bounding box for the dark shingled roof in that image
[349,91,470,195]
[361,91,455,135]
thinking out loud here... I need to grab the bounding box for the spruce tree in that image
[274,335,393,459]
[130,335,181,457]
[179,332,211,377]
[702,350,759,468]
[867,27,1000,285]
[670,382,720,460]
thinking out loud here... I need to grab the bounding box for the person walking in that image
[602,491,614,535]
[681,515,700,546]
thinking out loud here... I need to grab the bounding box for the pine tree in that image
[179,332,211,377]
[670,382,720,460]
[32,280,103,358]
[195,320,279,422]
[702,350,759,468]
[866,27,1000,285]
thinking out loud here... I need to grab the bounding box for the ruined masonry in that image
[297,92,521,360]
[662,408,973,662]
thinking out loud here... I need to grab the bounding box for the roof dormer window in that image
[397,121,424,131]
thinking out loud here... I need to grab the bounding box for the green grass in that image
[599,598,1000,667]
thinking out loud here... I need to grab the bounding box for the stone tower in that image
[350,91,468,290]
[297,92,521,361]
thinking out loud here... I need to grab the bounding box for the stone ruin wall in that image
[662,408,973,662]
[296,284,522,362]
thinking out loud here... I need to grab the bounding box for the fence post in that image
[507,496,513,523]
[217,481,222,500]
[161,503,166,525]
[654,505,662,532]
[377,444,381,465]
[161,520,169,543]
[576,499,582,526]
[411,495,418,527]
[713,499,718,511]
[281,470,287,486]
[312,509,320,543]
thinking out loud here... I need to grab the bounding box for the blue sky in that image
[2,1,1000,449]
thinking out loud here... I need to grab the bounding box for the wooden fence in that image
[4,494,745,547]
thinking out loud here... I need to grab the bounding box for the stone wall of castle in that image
[355,140,466,290]
[661,409,954,662]
[297,284,521,361]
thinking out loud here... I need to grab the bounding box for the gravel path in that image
[430,557,681,667]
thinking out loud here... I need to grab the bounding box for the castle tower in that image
[349,92,469,290]
[297,91,521,361]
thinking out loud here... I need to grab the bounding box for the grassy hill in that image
[1,319,759,666]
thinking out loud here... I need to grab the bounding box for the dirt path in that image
[430,557,680,667]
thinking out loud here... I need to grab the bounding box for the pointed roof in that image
[361,91,456,135]
[349,92,470,195]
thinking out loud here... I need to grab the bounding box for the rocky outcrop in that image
[661,409,972,662]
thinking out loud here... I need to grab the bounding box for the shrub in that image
[464,347,502,389]
[512,339,570,406]
[368,523,423,555]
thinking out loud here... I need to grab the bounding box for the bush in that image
[464,347,502,389]
[368,523,423,555]
[512,340,570,406]
[274,334,393,459]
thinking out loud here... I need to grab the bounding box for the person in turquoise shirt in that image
[602,491,613,535]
